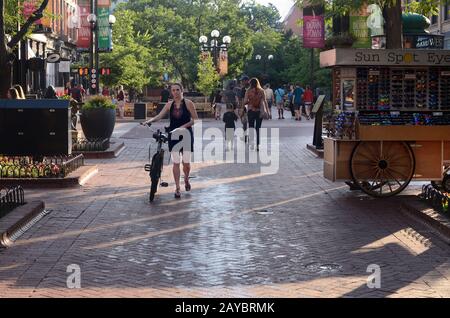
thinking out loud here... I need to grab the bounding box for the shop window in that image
[445,1,450,21]
[445,38,450,49]
[432,15,438,24]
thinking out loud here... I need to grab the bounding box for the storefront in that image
[320,48,450,197]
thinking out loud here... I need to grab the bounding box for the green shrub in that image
[82,96,116,110]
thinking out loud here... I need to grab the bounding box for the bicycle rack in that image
[0,186,25,218]
[419,184,449,214]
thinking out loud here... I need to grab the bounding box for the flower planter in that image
[80,108,116,141]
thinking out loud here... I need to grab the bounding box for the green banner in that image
[98,7,111,51]
[350,16,371,48]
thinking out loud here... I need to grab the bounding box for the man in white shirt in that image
[264,84,275,120]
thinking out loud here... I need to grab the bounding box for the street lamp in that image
[255,54,274,79]
[87,1,116,95]
[199,30,231,71]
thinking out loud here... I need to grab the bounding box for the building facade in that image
[14,0,79,95]
[427,3,450,49]
[283,5,303,38]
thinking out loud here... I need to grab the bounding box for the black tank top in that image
[169,99,192,131]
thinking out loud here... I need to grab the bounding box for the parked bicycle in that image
[141,122,170,202]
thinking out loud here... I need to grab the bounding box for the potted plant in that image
[325,33,356,49]
[80,95,116,141]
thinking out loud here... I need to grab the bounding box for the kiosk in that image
[320,49,450,197]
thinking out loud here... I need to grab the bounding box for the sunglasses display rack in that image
[440,71,450,110]
[428,69,439,110]
[358,111,450,126]
[351,67,450,112]
[356,68,368,110]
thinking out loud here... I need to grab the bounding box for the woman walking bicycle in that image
[142,83,198,199]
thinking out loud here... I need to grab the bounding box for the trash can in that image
[134,103,147,120]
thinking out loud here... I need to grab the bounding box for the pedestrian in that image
[70,83,83,103]
[303,85,314,120]
[238,75,250,139]
[223,80,239,110]
[117,85,125,119]
[264,84,274,120]
[293,83,304,121]
[142,83,198,199]
[65,82,71,96]
[274,85,285,119]
[223,103,238,151]
[7,87,20,99]
[287,84,295,118]
[44,85,58,99]
[129,87,136,102]
[243,77,269,151]
[79,84,86,100]
[212,88,224,120]
[13,85,26,99]
[161,84,170,103]
[102,86,110,97]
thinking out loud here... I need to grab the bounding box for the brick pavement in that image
[0,118,449,298]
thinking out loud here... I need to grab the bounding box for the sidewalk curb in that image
[306,144,324,158]
[0,201,45,248]
[400,198,450,243]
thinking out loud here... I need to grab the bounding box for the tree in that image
[297,0,443,49]
[195,54,219,98]
[0,0,49,97]
[119,0,254,88]
[243,27,282,83]
[100,10,165,92]
[241,1,283,32]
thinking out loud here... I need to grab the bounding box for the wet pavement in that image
[0,116,449,298]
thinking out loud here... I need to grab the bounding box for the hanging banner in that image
[350,16,371,48]
[303,15,325,48]
[219,50,228,76]
[98,0,111,52]
[77,0,91,50]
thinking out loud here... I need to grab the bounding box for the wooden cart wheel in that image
[350,141,415,197]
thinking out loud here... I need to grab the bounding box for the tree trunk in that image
[0,50,13,98]
[384,1,403,49]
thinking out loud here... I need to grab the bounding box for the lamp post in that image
[199,30,231,72]
[87,0,115,95]
[255,54,274,80]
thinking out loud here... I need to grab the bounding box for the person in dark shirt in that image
[71,83,82,103]
[44,85,58,99]
[161,85,170,103]
[223,103,238,151]
[213,89,224,120]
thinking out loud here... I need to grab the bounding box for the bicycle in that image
[141,122,170,202]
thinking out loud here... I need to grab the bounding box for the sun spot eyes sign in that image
[303,15,325,48]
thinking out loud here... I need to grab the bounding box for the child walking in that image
[223,104,238,151]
